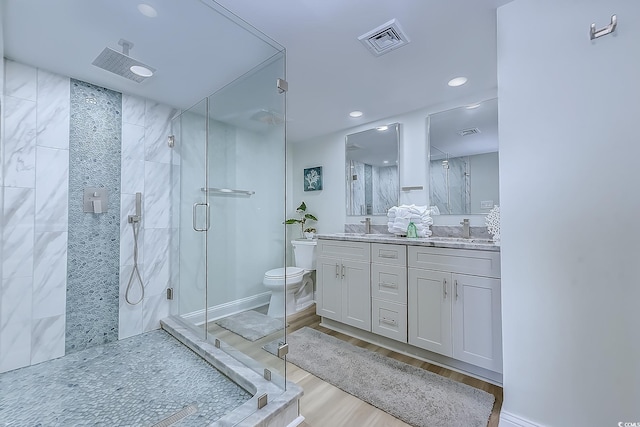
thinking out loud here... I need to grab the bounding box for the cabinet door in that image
[452,273,502,372]
[316,256,342,321]
[341,259,371,331]
[408,268,452,356]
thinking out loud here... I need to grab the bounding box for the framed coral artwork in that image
[303,166,323,191]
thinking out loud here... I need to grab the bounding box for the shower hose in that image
[125,219,145,305]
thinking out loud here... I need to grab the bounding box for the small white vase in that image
[304,232,316,239]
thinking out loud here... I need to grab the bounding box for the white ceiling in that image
[2,0,511,143]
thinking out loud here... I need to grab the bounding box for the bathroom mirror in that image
[345,123,400,216]
[428,98,499,215]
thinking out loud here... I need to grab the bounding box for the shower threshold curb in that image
[161,316,303,427]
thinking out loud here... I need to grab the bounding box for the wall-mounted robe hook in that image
[590,15,617,40]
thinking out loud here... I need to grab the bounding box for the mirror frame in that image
[345,123,401,216]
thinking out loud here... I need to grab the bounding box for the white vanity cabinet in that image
[316,240,371,331]
[408,246,502,373]
[370,243,408,342]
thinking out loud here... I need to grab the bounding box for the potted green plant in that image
[285,202,318,239]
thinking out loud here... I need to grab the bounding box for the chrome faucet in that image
[460,218,470,239]
[361,217,372,234]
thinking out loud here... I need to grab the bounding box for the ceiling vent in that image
[457,128,481,136]
[358,19,410,57]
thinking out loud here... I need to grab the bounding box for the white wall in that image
[498,1,640,426]
[289,90,497,233]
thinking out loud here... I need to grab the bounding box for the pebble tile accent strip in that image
[0,330,250,426]
[66,79,122,353]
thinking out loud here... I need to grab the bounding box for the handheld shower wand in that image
[125,192,145,305]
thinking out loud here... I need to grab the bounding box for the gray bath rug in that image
[263,327,494,427]
[215,310,284,342]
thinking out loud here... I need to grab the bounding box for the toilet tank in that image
[291,239,317,270]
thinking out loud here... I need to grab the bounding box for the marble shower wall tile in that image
[122,94,145,126]
[143,161,172,229]
[143,228,171,297]
[5,60,37,101]
[0,317,32,373]
[119,265,144,340]
[2,187,35,279]
[32,231,68,318]
[3,96,37,188]
[30,315,65,364]
[1,276,33,328]
[35,147,69,232]
[119,99,178,337]
[142,293,171,333]
[121,123,145,195]
[144,101,178,165]
[36,69,70,149]
[120,194,144,267]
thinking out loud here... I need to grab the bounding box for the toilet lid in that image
[264,267,304,279]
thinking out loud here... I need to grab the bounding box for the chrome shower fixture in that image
[92,39,156,83]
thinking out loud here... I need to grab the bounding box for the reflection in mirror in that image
[428,98,499,215]
[346,123,400,216]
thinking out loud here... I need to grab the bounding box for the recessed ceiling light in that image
[383,160,389,164]
[137,3,158,18]
[349,111,363,118]
[376,126,389,131]
[466,103,481,109]
[130,65,154,77]
[448,77,468,87]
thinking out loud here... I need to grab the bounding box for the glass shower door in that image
[206,53,287,388]
[174,99,209,338]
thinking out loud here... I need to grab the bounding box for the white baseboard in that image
[500,411,543,427]
[181,292,271,325]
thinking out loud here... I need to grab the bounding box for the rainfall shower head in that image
[92,39,156,83]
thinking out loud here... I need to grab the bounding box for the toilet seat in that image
[263,267,304,287]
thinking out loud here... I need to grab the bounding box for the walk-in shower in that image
[0,0,299,425]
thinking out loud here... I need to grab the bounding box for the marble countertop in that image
[316,233,500,252]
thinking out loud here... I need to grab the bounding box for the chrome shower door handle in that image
[335,264,340,278]
[192,202,209,232]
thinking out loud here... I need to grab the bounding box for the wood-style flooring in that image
[206,305,502,427]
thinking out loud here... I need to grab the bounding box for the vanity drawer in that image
[372,299,407,343]
[371,243,407,266]
[317,239,370,262]
[408,246,501,278]
[371,263,407,304]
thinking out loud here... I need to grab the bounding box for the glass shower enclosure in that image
[169,1,288,396]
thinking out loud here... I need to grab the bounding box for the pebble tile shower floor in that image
[0,330,251,426]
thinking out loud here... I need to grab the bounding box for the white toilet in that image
[263,239,317,318]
